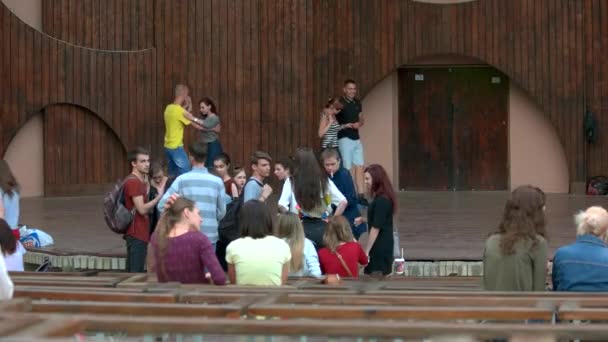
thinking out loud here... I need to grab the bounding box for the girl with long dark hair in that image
[198,97,223,168]
[147,197,226,285]
[226,200,291,286]
[483,185,548,291]
[356,164,397,276]
[278,148,347,248]
[213,153,239,200]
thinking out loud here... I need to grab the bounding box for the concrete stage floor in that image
[19,192,608,261]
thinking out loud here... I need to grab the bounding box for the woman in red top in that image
[318,216,368,278]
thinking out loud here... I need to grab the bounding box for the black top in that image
[337,96,362,140]
[365,195,394,275]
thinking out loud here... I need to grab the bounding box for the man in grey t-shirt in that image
[243,151,273,202]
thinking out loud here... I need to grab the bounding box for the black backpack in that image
[218,178,261,243]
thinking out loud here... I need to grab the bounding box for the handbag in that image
[322,251,353,286]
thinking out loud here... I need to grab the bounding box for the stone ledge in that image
[24,251,125,271]
[397,261,483,277]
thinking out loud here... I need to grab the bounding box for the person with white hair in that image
[552,206,608,291]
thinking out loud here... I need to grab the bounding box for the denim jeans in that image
[165,146,191,178]
[125,235,147,273]
[205,140,223,168]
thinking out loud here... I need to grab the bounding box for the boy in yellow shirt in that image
[164,84,205,177]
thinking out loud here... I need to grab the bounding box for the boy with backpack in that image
[123,147,164,272]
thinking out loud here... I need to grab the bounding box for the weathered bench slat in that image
[559,308,608,321]
[247,304,554,320]
[14,288,177,303]
[30,301,242,318]
[7,313,608,340]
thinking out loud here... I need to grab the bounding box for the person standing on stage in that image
[355,164,396,276]
[198,97,223,168]
[163,84,206,178]
[318,97,344,151]
[337,80,366,199]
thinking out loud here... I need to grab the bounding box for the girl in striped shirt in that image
[318,97,345,150]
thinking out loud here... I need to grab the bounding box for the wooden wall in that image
[41,0,154,50]
[2,0,608,194]
[43,104,127,196]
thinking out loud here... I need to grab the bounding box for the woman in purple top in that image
[147,197,226,285]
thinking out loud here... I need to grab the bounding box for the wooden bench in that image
[5,310,608,341]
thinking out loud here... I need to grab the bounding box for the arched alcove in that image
[43,104,128,196]
[360,55,569,193]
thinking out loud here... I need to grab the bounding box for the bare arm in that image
[182,110,205,126]
[0,200,4,220]
[191,122,204,131]
[281,263,289,285]
[333,199,348,217]
[132,192,162,215]
[365,227,380,255]
[351,113,365,129]
[227,263,236,284]
[318,114,330,138]
[231,183,239,199]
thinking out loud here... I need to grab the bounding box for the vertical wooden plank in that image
[234,0,244,163]
[26,29,35,113]
[40,0,50,35]
[187,0,195,94]
[163,0,172,97]
[304,0,313,148]
[224,0,234,156]
[33,30,42,110]
[132,0,140,50]
[470,0,478,59]
[202,0,211,94]
[120,0,128,50]
[49,39,58,105]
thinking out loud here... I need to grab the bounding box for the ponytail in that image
[154,197,197,277]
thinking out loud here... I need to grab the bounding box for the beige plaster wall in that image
[360,74,400,188]
[509,84,569,193]
[2,0,44,197]
[360,67,570,193]
[4,115,44,197]
[1,0,41,31]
